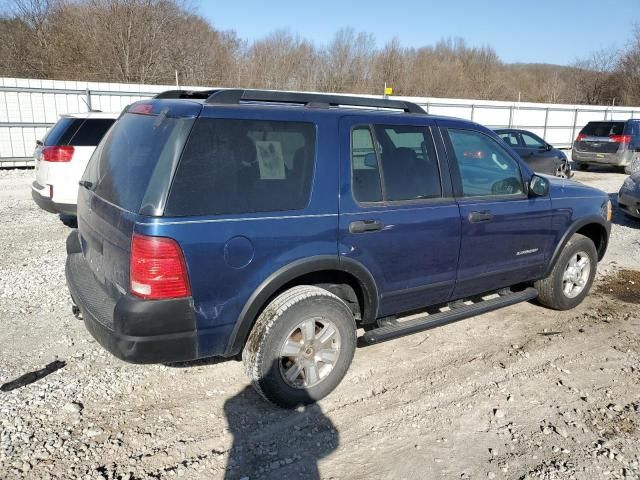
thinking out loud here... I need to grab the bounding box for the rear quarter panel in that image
[136,110,341,358]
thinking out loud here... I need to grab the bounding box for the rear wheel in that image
[242,285,356,408]
[534,233,597,310]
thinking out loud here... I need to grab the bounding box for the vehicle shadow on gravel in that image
[609,192,639,227]
[222,362,338,480]
[0,360,66,392]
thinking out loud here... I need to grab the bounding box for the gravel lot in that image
[1,167,639,480]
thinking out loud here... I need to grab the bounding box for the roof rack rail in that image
[204,89,426,114]
[154,89,220,99]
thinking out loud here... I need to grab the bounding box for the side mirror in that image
[36,140,43,146]
[529,174,549,197]
[545,143,553,151]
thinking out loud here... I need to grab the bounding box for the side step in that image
[361,287,538,345]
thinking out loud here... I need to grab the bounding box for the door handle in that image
[468,211,494,223]
[349,220,383,233]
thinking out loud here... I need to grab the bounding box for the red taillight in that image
[576,134,587,142]
[130,233,191,300]
[129,103,154,115]
[610,134,631,144]
[42,145,74,162]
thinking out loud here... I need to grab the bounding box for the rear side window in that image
[580,122,625,137]
[68,119,114,146]
[165,119,316,217]
[350,124,441,203]
[43,118,83,146]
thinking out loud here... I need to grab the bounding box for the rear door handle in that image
[468,211,494,223]
[349,220,383,233]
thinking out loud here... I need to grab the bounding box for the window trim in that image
[443,127,528,200]
[349,123,446,208]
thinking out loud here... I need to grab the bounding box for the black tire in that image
[534,233,597,310]
[242,285,356,408]
[576,163,589,171]
[59,214,77,228]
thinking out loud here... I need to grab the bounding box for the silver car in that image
[573,120,640,173]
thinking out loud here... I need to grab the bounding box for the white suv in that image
[31,112,117,222]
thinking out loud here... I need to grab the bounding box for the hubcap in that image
[279,317,341,389]
[562,251,591,298]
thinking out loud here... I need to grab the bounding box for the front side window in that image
[350,124,442,203]
[165,119,315,216]
[448,129,524,197]
[521,132,545,148]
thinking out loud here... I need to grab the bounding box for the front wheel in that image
[534,233,597,310]
[242,285,356,408]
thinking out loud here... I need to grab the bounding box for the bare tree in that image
[1,0,638,106]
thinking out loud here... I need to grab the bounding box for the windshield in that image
[82,112,195,214]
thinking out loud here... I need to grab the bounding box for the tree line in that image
[1,0,639,106]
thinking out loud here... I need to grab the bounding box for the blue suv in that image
[65,89,612,408]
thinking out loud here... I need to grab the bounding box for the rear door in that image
[339,115,461,317]
[439,123,554,299]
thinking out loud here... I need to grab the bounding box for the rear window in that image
[82,112,195,213]
[165,119,316,217]
[580,122,625,137]
[43,118,83,146]
[69,119,114,146]
[44,117,114,146]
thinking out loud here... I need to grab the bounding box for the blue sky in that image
[200,0,639,65]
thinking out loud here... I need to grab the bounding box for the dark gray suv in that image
[573,120,640,173]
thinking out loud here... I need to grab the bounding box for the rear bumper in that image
[571,150,631,166]
[65,250,198,364]
[618,189,640,219]
[31,181,76,215]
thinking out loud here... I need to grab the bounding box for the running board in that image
[361,287,538,345]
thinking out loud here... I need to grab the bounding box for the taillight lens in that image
[130,233,191,300]
[42,145,74,162]
[575,134,587,142]
[610,134,631,144]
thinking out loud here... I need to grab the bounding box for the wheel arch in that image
[224,256,378,356]
[545,216,610,277]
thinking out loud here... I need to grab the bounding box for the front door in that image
[518,131,556,175]
[338,116,462,318]
[440,124,555,299]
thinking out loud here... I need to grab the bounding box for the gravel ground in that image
[0,167,639,480]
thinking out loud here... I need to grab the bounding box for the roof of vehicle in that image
[59,111,119,120]
[143,88,483,129]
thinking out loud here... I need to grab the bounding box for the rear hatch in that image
[77,101,200,301]
[574,121,627,154]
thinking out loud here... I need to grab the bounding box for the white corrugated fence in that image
[1,76,639,166]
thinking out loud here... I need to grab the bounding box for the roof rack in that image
[204,89,426,114]
[153,89,220,99]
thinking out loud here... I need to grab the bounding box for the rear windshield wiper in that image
[78,180,94,190]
